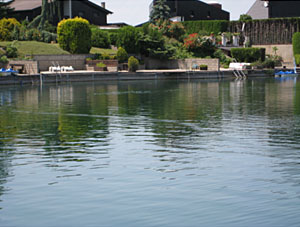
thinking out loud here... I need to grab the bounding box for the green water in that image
[0,78,300,226]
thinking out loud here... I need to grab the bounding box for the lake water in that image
[0,78,300,227]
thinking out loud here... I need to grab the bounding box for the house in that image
[150,0,230,21]
[7,0,112,25]
[247,0,300,19]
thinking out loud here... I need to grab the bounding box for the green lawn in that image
[90,47,117,55]
[0,41,69,58]
[0,41,117,58]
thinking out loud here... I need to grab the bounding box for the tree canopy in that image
[149,0,171,24]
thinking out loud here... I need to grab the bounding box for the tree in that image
[29,0,62,29]
[57,17,92,54]
[117,26,140,53]
[0,0,14,18]
[150,0,171,24]
[239,14,252,22]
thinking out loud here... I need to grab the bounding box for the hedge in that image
[231,48,265,63]
[293,32,300,56]
[183,20,229,35]
[91,28,110,48]
[295,54,300,66]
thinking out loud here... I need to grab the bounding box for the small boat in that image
[275,59,298,77]
[0,68,18,76]
[275,70,298,77]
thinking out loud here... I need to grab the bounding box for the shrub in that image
[231,48,265,63]
[293,32,300,56]
[96,62,106,67]
[128,56,139,72]
[91,28,110,48]
[57,17,92,54]
[184,33,215,57]
[116,47,128,63]
[117,26,140,53]
[0,55,8,64]
[6,44,18,58]
[239,14,252,22]
[200,64,208,70]
[101,53,111,60]
[262,58,275,69]
[295,54,300,66]
[40,30,57,43]
[108,32,118,46]
[0,18,21,41]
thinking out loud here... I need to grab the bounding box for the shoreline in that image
[0,69,274,86]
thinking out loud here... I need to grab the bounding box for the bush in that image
[108,32,119,46]
[0,55,8,64]
[200,65,208,70]
[231,48,265,63]
[128,56,139,72]
[239,14,252,22]
[117,26,140,53]
[116,47,128,63]
[96,62,106,67]
[262,58,275,69]
[57,17,92,54]
[295,54,300,66]
[184,33,215,57]
[293,32,300,56]
[183,20,228,35]
[0,18,21,41]
[6,44,18,58]
[101,53,111,60]
[91,28,110,48]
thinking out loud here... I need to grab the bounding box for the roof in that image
[9,0,44,11]
[9,0,112,14]
[247,0,269,19]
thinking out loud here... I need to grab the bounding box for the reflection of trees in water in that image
[0,143,14,206]
[0,84,112,167]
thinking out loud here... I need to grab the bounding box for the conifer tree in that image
[150,0,171,24]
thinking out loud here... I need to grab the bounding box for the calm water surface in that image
[0,78,300,226]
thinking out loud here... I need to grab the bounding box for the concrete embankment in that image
[0,70,273,86]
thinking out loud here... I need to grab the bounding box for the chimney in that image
[208,2,222,10]
[101,2,106,9]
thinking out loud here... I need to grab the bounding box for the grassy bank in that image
[0,41,117,58]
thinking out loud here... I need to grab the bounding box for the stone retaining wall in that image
[34,54,93,72]
[145,58,220,71]
[252,44,294,65]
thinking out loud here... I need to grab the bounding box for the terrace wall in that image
[33,55,93,72]
[145,58,220,71]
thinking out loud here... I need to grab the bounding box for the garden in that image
[1,0,295,72]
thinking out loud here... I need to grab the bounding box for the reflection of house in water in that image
[0,91,12,106]
[50,86,74,105]
[15,89,39,108]
[106,85,119,109]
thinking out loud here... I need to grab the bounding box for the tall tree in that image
[150,0,171,24]
[0,0,14,18]
[29,0,62,29]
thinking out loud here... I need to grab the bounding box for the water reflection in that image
[0,78,300,226]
